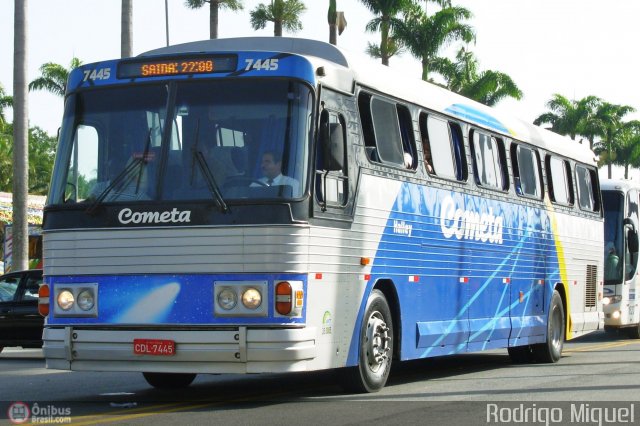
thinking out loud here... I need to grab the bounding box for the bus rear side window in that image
[576,165,597,212]
[546,155,573,205]
[512,144,542,198]
[471,131,507,191]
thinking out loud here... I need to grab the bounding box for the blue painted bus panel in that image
[348,182,561,363]
[46,273,307,326]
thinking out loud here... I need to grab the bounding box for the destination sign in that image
[118,55,237,78]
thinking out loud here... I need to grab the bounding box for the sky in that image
[2,0,640,179]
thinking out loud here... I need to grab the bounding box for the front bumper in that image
[43,326,317,374]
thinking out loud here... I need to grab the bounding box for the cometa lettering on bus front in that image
[118,208,191,225]
[440,195,504,244]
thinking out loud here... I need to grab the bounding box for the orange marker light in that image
[360,257,371,266]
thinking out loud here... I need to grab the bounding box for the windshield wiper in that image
[86,129,152,215]
[190,119,229,214]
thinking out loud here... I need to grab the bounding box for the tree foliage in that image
[184,0,244,39]
[28,57,83,97]
[0,124,56,195]
[430,47,522,106]
[250,0,306,36]
[393,2,475,80]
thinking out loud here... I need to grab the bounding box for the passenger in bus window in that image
[251,151,300,194]
[422,140,434,174]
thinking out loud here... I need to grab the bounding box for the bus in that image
[40,37,603,392]
[601,179,640,338]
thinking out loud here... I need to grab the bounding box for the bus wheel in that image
[340,290,393,393]
[142,372,196,389]
[533,290,565,363]
[507,345,535,363]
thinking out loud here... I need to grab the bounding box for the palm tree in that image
[365,37,403,63]
[393,2,475,80]
[359,0,413,66]
[121,0,133,57]
[184,0,244,39]
[250,0,306,37]
[28,58,83,97]
[533,94,594,141]
[608,121,640,179]
[12,0,29,271]
[431,47,522,106]
[591,102,636,178]
[328,0,347,45]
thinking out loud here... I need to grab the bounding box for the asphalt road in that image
[1,330,639,425]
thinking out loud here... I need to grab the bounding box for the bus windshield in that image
[603,190,624,284]
[49,79,313,205]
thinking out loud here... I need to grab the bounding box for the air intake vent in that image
[585,265,597,308]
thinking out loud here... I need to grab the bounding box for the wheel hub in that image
[365,311,391,371]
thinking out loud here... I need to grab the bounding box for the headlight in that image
[603,295,622,305]
[217,288,237,310]
[57,290,75,311]
[77,289,95,311]
[242,288,262,309]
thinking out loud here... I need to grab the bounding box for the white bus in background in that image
[602,179,640,337]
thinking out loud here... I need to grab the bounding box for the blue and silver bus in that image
[40,37,603,392]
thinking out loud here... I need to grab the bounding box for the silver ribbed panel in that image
[43,225,311,276]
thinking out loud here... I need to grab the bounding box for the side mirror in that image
[624,218,639,253]
[322,122,344,172]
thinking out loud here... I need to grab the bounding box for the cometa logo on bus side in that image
[118,208,192,225]
[439,195,504,244]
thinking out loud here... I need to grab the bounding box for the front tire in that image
[142,372,196,389]
[533,290,565,363]
[339,290,393,393]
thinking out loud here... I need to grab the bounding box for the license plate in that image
[133,339,176,356]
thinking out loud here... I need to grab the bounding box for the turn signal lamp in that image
[38,284,50,317]
[275,281,293,315]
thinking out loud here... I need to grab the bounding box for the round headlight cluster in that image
[56,288,96,312]
[217,287,262,311]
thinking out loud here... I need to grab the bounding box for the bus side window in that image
[545,155,574,205]
[575,164,599,212]
[511,143,542,199]
[358,92,413,169]
[420,113,466,180]
[470,130,508,191]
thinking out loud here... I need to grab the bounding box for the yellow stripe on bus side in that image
[545,198,573,339]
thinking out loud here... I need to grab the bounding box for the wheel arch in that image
[553,282,569,338]
[372,278,401,360]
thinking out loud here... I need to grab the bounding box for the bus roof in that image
[601,179,640,192]
[141,37,596,166]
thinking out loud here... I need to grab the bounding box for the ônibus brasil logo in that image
[7,402,30,424]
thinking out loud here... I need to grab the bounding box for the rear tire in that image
[339,290,393,393]
[533,290,565,363]
[142,372,196,389]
